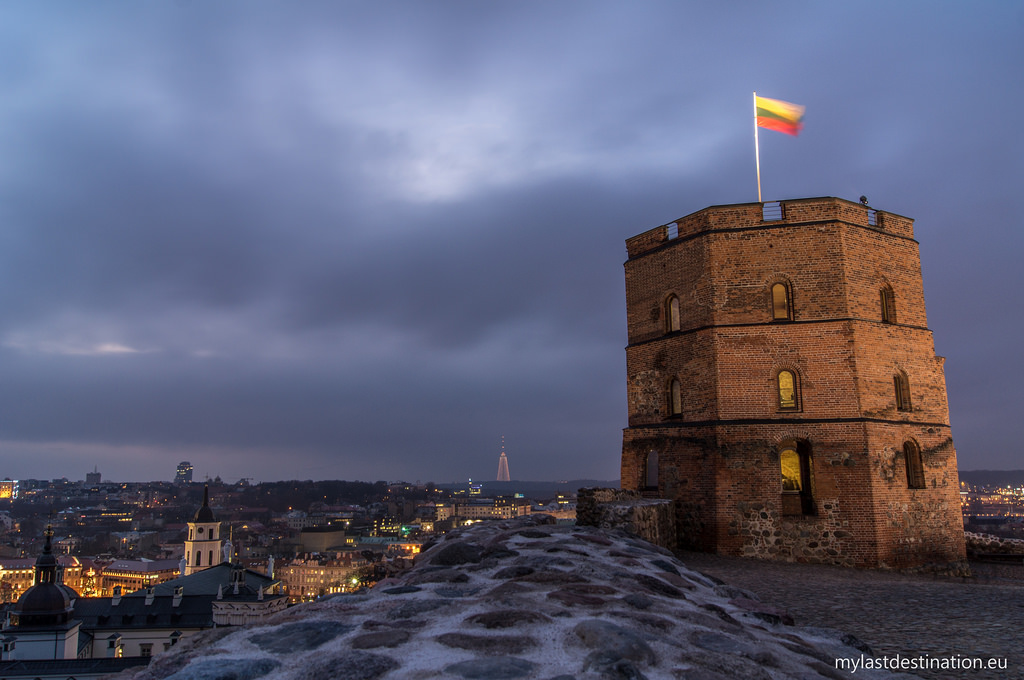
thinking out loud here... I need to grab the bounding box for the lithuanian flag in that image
[755,96,805,136]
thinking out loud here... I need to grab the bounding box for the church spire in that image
[192,484,217,523]
[185,483,222,576]
[35,522,59,585]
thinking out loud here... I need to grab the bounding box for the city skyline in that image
[0,2,1021,483]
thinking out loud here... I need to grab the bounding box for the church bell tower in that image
[184,485,222,576]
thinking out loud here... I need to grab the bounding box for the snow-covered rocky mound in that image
[118,515,915,679]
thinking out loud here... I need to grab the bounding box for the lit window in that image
[894,372,912,411]
[771,282,792,321]
[905,441,925,489]
[668,378,682,416]
[780,448,802,492]
[880,287,896,323]
[666,295,680,332]
[780,441,815,515]
[777,370,799,410]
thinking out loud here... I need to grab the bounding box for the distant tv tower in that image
[497,436,511,482]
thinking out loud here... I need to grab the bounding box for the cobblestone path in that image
[679,552,1023,680]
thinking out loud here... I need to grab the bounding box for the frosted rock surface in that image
[117,516,916,679]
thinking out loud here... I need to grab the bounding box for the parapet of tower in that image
[621,197,966,570]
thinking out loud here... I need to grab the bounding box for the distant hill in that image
[438,479,618,499]
[958,470,1024,487]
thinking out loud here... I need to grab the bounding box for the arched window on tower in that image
[894,372,912,411]
[777,370,800,410]
[771,282,793,321]
[668,378,682,416]
[665,295,680,333]
[880,286,896,323]
[905,440,925,489]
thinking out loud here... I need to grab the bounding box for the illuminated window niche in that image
[777,369,800,410]
[780,440,814,515]
[770,282,793,321]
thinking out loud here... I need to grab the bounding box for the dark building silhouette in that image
[174,461,193,485]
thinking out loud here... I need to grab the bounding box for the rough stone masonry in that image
[114,515,918,679]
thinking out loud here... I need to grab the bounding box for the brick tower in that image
[621,197,966,570]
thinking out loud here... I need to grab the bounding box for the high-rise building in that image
[0,479,18,499]
[621,197,966,570]
[85,467,101,485]
[175,461,194,485]
[496,436,511,482]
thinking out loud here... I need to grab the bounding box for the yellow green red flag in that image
[755,95,805,136]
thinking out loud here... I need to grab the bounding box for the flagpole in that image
[753,91,762,203]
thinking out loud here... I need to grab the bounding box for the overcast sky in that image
[0,1,1020,484]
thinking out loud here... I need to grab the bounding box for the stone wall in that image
[729,499,857,567]
[965,532,1024,555]
[576,487,677,551]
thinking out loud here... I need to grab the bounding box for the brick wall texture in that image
[621,197,967,570]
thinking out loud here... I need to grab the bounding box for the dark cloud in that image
[0,1,1020,481]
